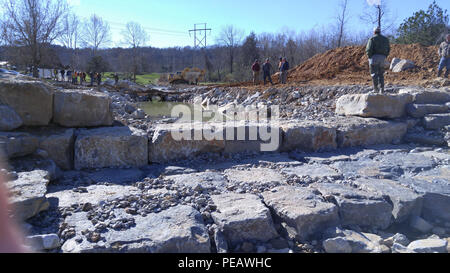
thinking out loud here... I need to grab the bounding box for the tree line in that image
[0,0,448,82]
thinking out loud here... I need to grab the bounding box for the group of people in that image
[366,27,450,93]
[251,57,290,86]
[249,28,450,92]
[53,69,103,86]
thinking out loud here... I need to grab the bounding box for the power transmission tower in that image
[189,23,211,69]
[189,23,211,48]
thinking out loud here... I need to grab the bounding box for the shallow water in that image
[139,101,225,122]
[139,101,268,122]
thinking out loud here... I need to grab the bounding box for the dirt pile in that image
[286,44,439,85]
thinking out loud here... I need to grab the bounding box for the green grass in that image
[102,72,160,85]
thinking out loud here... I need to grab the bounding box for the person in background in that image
[278,57,283,71]
[53,69,58,81]
[251,59,261,85]
[438,34,450,78]
[89,71,95,86]
[114,73,119,85]
[262,58,274,85]
[66,70,72,83]
[72,71,77,85]
[60,69,65,82]
[366,27,390,93]
[96,72,102,86]
[280,57,289,84]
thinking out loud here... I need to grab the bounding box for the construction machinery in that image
[167,67,206,85]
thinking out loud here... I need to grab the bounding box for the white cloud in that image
[366,0,381,6]
[67,0,81,6]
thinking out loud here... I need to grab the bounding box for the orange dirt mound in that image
[286,44,439,85]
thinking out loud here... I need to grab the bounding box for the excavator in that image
[166,67,206,85]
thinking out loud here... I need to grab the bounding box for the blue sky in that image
[67,0,450,48]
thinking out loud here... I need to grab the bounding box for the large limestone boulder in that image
[406,104,449,118]
[223,123,282,154]
[354,178,423,223]
[0,78,53,126]
[392,59,415,72]
[389,58,402,70]
[424,113,450,130]
[211,193,278,247]
[74,126,148,170]
[6,170,50,221]
[407,239,448,253]
[0,105,23,131]
[399,89,450,104]
[22,127,75,170]
[262,186,339,240]
[323,228,385,253]
[310,183,393,230]
[397,166,450,222]
[333,117,408,148]
[0,132,38,159]
[281,121,337,152]
[53,89,113,127]
[149,123,225,163]
[336,93,413,119]
[62,205,211,253]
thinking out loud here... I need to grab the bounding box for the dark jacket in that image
[252,63,261,72]
[366,34,390,58]
[280,61,289,72]
[262,62,272,74]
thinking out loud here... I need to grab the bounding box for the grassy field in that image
[102,72,160,85]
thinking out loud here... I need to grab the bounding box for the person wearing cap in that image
[366,27,390,93]
[251,59,261,85]
[262,58,274,85]
[438,34,450,78]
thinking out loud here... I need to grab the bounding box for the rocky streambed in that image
[15,145,450,253]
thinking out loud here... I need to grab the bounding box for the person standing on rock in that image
[252,59,261,85]
[114,73,119,85]
[366,27,390,93]
[438,34,450,78]
[262,58,274,85]
[280,57,289,84]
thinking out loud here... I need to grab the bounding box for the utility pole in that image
[189,23,211,68]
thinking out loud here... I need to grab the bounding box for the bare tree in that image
[0,0,68,77]
[336,0,349,47]
[216,25,244,74]
[121,21,148,82]
[59,12,80,69]
[360,0,397,35]
[81,14,111,55]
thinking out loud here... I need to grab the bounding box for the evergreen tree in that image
[241,32,259,66]
[396,1,449,46]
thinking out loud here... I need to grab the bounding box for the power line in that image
[108,21,188,36]
[110,26,188,37]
